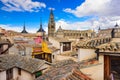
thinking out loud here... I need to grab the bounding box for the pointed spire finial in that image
[40,17,42,28]
[24,21,25,29]
[50,8,53,15]
[37,17,45,33]
[115,22,119,27]
[98,26,101,30]
[59,25,62,29]
[21,21,28,33]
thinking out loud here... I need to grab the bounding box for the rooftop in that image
[97,42,120,54]
[77,37,111,49]
[36,59,92,80]
[0,54,46,73]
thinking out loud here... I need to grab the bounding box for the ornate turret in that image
[21,22,28,33]
[111,23,120,38]
[57,26,62,32]
[48,9,55,37]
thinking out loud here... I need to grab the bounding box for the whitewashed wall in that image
[13,68,19,79]
[52,50,60,62]
[49,37,60,49]
[0,68,35,80]
[18,69,35,80]
[0,71,6,80]
[49,37,72,54]
[80,54,104,80]
[78,48,97,61]
[99,54,104,80]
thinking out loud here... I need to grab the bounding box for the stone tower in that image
[48,9,55,37]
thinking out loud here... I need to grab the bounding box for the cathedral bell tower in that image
[48,9,55,37]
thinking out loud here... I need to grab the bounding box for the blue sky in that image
[0,0,120,33]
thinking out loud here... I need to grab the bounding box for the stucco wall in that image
[3,67,35,80]
[49,37,60,49]
[78,48,97,61]
[0,71,6,80]
[17,69,35,80]
[80,55,104,80]
[52,50,60,62]
[13,68,19,79]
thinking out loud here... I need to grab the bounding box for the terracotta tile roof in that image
[77,37,111,49]
[36,59,92,80]
[0,54,46,73]
[66,69,92,80]
[78,58,99,69]
[97,42,120,52]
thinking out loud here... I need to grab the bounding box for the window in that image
[63,42,71,51]
[18,68,21,75]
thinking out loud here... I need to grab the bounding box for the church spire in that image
[114,22,119,27]
[50,9,53,16]
[49,9,55,24]
[21,21,28,33]
[98,26,101,31]
[37,17,45,32]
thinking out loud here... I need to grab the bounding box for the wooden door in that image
[104,55,110,80]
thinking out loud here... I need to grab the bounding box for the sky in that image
[0,0,120,33]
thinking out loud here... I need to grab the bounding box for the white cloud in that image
[55,17,120,32]
[63,0,120,17]
[0,23,48,34]
[0,24,37,33]
[0,24,22,32]
[63,0,120,31]
[0,0,46,12]
[0,16,120,34]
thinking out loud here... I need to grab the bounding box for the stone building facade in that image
[48,10,95,39]
[97,23,120,38]
[56,26,95,39]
